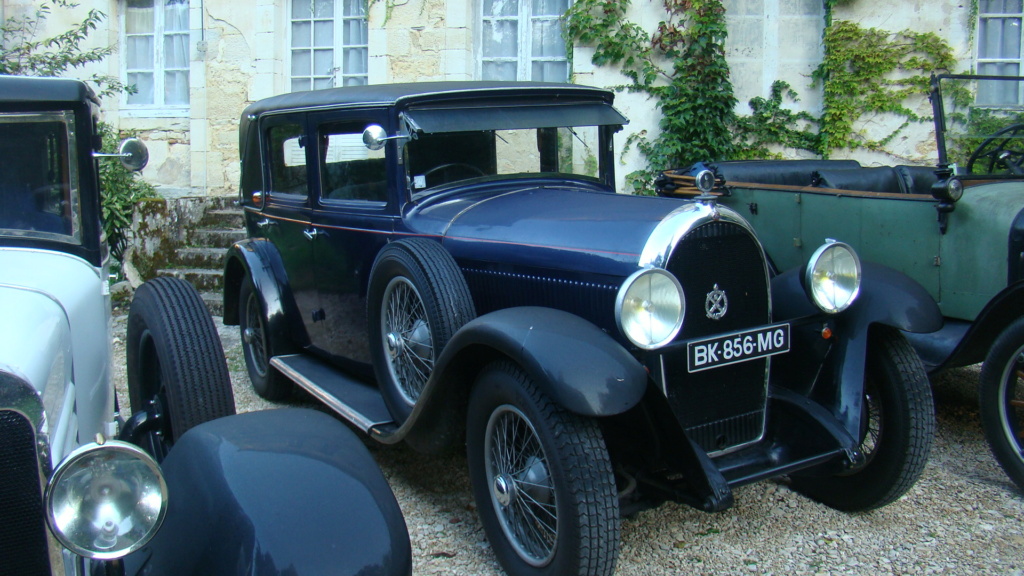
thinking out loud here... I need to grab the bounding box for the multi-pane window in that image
[481,0,570,82]
[978,0,1024,105]
[124,0,190,107]
[290,0,369,92]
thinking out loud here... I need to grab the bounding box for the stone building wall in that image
[2,0,983,195]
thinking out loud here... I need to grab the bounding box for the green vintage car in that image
[658,74,1024,493]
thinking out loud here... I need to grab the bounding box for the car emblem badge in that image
[705,284,728,320]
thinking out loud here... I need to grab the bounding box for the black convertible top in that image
[240,81,615,119]
[0,75,100,108]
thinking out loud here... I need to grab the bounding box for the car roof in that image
[241,81,615,119]
[0,75,100,108]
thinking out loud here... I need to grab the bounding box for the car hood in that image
[409,183,688,277]
[0,247,113,444]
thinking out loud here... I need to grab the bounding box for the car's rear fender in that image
[122,408,412,576]
[223,239,303,347]
[387,307,649,453]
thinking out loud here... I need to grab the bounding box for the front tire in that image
[792,326,934,511]
[127,277,235,460]
[466,361,619,576]
[367,239,475,422]
[980,318,1024,492]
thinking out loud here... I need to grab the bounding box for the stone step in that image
[176,247,227,269]
[200,208,245,229]
[201,291,224,317]
[157,268,224,292]
[189,228,247,250]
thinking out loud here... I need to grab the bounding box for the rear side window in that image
[0,111,81,244]
[266,122,308,199]
[317,121,387,204]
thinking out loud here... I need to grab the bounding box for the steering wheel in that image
[422,162,486,186]
[966,123,1024,175]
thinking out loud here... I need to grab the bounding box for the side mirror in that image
[93,138,149,172]
[118,138,150,172]
[361,124,407,151]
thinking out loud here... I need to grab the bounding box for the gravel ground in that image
[110,311,1024,576]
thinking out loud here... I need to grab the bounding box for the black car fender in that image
[123,408,412,576]
[387,307,649,453]
[771,261,942,439]
[222,239,298,347]
[771,260,943,335]
[907,281,1024,372]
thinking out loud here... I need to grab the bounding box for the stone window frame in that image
[479,0,571,82]
[289,0,369,92]
[119,0,191,117]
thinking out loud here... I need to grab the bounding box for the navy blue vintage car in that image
[223,82,942,576]
[0,75,410,576]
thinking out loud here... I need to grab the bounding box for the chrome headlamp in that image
[616,268,685,349]
[45,439,167,560]
[804,240,861,314]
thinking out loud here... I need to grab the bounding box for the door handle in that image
[303,227,327,240]
[256,218,276,228]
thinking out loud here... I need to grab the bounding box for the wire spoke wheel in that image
[382,276,434,403]
[486,405,557,566]
[467,361,619,576]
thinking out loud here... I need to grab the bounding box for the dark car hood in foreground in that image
[408,183,687,278]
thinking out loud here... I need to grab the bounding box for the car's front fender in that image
[772,260,943,335]
[771,261,940,440]
[383,307,649,454]
[123,408,412,576]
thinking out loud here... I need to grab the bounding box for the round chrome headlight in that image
[45,439,167,560]
[804,240,861,314]
[616,268,685,349]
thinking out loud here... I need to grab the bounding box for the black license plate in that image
[686,323,790,373]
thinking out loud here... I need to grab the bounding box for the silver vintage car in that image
[0,75,411,576]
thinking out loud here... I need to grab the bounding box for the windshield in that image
[938,74,1024,176]
[0,111,81,243]
[404,125,602,193]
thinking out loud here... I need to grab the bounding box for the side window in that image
[317,122,386,203]
[267,123,309,199]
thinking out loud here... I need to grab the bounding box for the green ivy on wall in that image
[565,0,961,184]
[814,21,956,155]
[565,0,737,191]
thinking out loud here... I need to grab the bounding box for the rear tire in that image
[980,318,1024,492]
[466,361,619,576]
[239,275,294,401]
[792,327,934,511]
[127,277,235,460]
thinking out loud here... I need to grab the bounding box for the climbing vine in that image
[565,0,961,183]
[813,21,956,155]
[565,0,737,191]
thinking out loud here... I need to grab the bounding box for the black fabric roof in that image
[0,75,99,108]
[240,81,616,119]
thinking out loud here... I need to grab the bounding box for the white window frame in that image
[289,0,369,92]
[479,0,570,82]
[120,0,190,117]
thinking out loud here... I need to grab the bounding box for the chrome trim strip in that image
[639,202,757,268]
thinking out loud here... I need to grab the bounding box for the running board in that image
[270,354,394,432]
